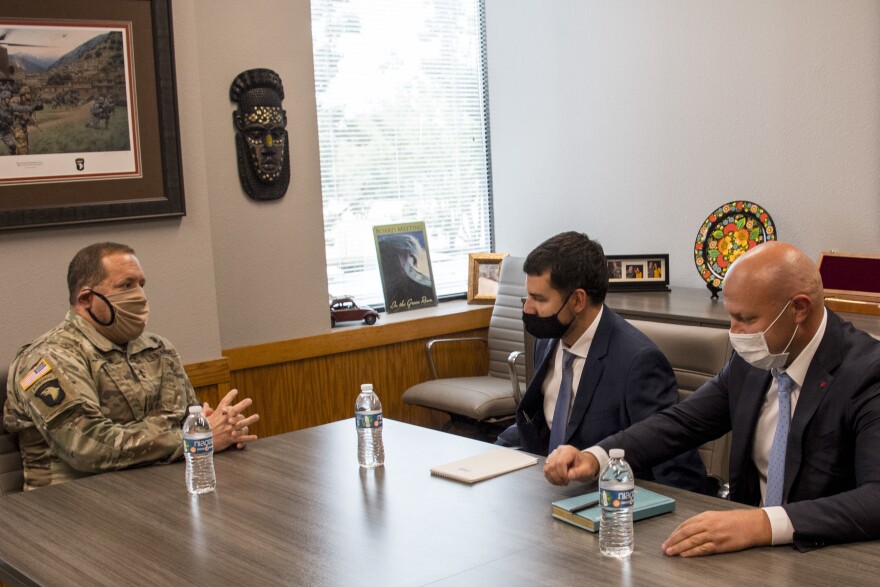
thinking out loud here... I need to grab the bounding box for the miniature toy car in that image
[330,296,380,327]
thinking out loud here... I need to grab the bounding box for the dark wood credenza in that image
[606,286,880,338]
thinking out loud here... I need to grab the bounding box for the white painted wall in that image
[0,0,223,369]
[191,0,328,349]
[0,0,329,367]
[3,0,878,369]
[486,0,880,288]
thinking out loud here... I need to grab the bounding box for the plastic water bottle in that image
[599,448,634,557]
[183,405,216,495]
[355,383,384,468]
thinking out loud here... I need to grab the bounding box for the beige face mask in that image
[86,286,150,344]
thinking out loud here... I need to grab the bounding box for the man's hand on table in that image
[543,445,600,485]
[662,509,772,557]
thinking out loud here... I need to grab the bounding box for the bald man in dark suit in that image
[545,242,880,555]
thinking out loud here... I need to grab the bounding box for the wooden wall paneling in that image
[222,306,493,370]
[192,384,222,409]
[227,326,490,438]
[185,357,231,388]
[184,357,230,410]
[185,306,496,439]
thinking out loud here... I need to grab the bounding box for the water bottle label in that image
[355,412,383,430]
[184,435,214,455]
[600,487,634,509]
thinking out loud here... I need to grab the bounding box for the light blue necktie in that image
[548,350,577,453]
[765,370,794,507]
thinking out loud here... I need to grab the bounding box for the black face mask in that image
[522,291,575,339]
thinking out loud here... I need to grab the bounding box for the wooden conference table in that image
[0,420,878,586]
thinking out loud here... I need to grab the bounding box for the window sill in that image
[222,300,493,371]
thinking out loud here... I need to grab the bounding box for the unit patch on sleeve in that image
[34,379,65,407]
[19,358,53,391]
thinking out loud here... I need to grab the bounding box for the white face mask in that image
[729,298,798,370]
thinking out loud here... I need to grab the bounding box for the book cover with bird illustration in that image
[373,222,438,314]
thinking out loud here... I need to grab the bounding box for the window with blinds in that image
[311,0,494,307]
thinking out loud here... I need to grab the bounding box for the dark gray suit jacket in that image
[598,310,880,550]
[497,307,707,493]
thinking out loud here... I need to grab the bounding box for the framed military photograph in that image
[0,0,184,230]
[607,254,670,292]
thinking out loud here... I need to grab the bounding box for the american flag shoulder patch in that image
[20,358,53,391]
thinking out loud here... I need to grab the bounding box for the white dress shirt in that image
[757,308,827,544]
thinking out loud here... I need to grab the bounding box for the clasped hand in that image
[203,388,260,451]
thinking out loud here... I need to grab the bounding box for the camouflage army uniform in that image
[11,88,33,154]
[86,97,106,129]
[0,92,15,155]
[0,90,38,155]
[3,310,197,490]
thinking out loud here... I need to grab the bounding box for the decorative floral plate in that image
[694,200,776,296]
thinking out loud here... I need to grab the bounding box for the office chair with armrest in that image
[403,257,527,433]
[507,329,536,406]
[0,366,25,495]
[627,319,733,498]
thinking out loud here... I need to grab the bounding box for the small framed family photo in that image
[467,253,507,304]
[607,254,670,292]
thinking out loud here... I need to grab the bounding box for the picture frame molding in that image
[607,253,670,293]
[0,0,185,231]
[467,252,507,304]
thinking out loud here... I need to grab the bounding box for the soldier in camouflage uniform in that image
[3,242,260,490]
[0,90,17,155]
[11,85,40,155]
[0,88,43,155]
[86,96,107,129]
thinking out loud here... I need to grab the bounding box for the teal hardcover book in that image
[551,486,675,532]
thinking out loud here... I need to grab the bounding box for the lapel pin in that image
[819,382,827,389]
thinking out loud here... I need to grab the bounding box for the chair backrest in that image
[0,365,25,495]
[524,330,536,385]
[487,256,527,383]
[626,319,733,483]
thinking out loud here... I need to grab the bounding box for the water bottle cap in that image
[609,448,625,459]
[361,383,373,392]
[188,405,202,414]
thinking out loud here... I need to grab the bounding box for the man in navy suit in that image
[496,231,707,493]
[546,241,880,554]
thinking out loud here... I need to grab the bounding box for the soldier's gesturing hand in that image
[204,389,260,451]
